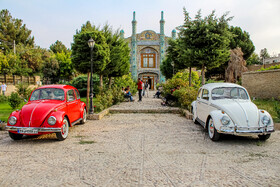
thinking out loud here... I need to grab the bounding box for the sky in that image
[1,0,280,56]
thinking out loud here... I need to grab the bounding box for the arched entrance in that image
[138,73,159,90]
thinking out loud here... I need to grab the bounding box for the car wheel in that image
[9,132,23,140]
[80,108,86,124]
[56,117,69,141]
[207,118,220,141]
[258,134,271,141]
[191,107,199,124]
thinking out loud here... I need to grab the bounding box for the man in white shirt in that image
[1,83,7,96]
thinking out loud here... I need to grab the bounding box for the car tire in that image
[191,107,199,124]
[258,134,271,141]
[207,117,220,141]
[56,117,69,141]
[9,132,23,140]
[80,108,86,124]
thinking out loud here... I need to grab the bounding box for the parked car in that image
[191,83,274,141]
[6,85,87,141]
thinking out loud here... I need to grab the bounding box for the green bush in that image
[114,73,137,95]
[8,92,22,109]
[258,64,280,72]
[173,87,198,110]
[274,102,280,120]
[0,95,8,103]
[70,74,100,97]
[16,83,32,100]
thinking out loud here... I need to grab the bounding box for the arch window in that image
[141,48,156,68]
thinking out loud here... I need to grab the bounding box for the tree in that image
[229,26,255,60]
[246,53,261,65]
[0,9,34,53]
[42,55,60,84]
[178,9,232,85]
[100,25,130,88]
[55,51,74,81]
[50,40,68,54]
[260,48,270,59]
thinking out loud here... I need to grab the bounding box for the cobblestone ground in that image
[0,92,280,186]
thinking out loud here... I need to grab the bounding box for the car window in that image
[30,88,65,101]
[74,89,80,99]
[212,87,249,100]
[67,90,75,102]
[202,89,209,100]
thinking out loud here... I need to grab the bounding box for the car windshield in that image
[211,87,249,100]
[30,88,65,101]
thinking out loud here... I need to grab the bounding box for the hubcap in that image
[208,119,214,138]
[61,119,69,138]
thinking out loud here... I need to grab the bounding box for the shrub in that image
[258,64,280,72]
[95,89,113,113]
[0,95,8,103]
[274,102,280,120]
[70,74,100,97]
[16,83,32,100]
[8,92,22,109]
[173,87,198,110]
[114,73,137,95]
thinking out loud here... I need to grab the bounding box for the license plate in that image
[17,129,38,134]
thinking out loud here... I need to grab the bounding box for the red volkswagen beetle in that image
[6,85,87,141]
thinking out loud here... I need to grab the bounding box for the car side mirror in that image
[24,99,27,103]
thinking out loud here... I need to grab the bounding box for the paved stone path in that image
[0,91,280,186]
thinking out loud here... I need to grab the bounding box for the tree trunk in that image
[189,66,192,87]
[201,64,205,85]
[99,74,103,90]
[86,72,90,110]
[108,77,112,88]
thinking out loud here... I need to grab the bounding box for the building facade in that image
[121,11,176,90]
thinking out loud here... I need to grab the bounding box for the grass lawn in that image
[253,99,280,123]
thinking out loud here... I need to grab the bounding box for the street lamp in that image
[171,61,174,75]
[88,38,95,114]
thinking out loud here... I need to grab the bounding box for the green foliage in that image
[42,55,60,83]
[247,53,261,65]
[50,40,68,53]
[70,74,100,97]
[0,9,34,53]
[55,51,75,80]
[113,73,137,95]
[8,92,22,109]
[229,26,255,60]
[177,9,232,84]
[16,83,32,100]
[260,48,270,59]
[257,64,280,71]
[72,22,110,75]
[173,87,198,110]
[0,95,8,103]
[253,99,280,123]
[274,102,280,121]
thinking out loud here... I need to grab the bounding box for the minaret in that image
[120,29,124,39]
[159,11,166,83]
[172,29,176,40]
[131,11,138,81]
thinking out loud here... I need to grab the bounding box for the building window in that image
[141,53,155,68]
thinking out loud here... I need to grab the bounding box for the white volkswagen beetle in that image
[191,83,274,141]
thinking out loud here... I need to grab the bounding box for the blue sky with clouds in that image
[1,0,280,55]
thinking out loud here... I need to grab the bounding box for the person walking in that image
[142,81,145,96]
[1,83,7,96]
[137,78,143,102]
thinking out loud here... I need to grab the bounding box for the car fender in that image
[258,109,274,127]
[209,110,234,130]
[191,101,197,121]
[43,110,68,127]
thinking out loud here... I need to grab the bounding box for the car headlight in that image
[261,115,271,125]
[48,116,56,125]
[9,116,17,125]
[221,116,230,125]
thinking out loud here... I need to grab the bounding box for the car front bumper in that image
[218,126,274,135]
[6,126,62,133]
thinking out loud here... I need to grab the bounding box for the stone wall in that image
[242,70,280,99]
[247,62,280,71]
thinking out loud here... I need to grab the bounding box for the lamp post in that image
[88,38,95,114]
[171,61,174,75]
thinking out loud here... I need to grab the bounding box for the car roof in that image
[36,85,77,90]
[202,83,244,90]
